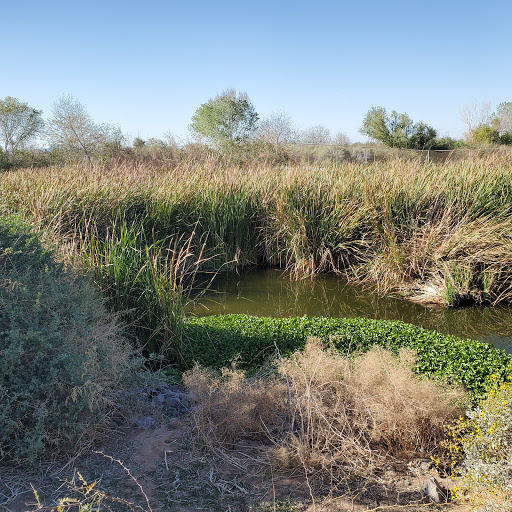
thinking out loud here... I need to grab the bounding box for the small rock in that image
[423,477,448,503]
[419,460,431,471]
[152,393,166,405]
[134,415,156,429]
[168,418,184,429]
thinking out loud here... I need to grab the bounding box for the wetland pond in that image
[192,270,512,353]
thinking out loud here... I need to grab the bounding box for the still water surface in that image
[192,270,512,352]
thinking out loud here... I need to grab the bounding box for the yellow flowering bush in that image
[451,373,512,510]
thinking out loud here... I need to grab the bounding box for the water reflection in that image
[191,270,512,352]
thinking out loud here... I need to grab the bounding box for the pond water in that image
[191,270,512,353]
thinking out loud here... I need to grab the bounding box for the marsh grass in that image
[76,218,215,360]
[2,155,512,322]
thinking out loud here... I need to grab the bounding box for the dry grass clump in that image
[185,339,467,479]
[183,365,288,447]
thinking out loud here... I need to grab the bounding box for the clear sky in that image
[3,0,511,144]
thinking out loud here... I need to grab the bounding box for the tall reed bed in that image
[79,220,214,360]
[1,156,512,347]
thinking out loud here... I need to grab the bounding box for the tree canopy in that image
[257,111,294,149]
[189,89,259,152]
[359,106,437,149]
[0,96,44,154]
[44,95,123,163]
[492,102,512,136]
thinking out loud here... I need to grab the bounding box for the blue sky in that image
[3,0,511,143]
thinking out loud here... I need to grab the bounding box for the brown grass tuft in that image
[183,365,288,447]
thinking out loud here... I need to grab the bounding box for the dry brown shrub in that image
[183,365,288,447]
[184,339,467,479]
[345,345,466,457]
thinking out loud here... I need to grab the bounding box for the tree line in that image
[1,91,512,168]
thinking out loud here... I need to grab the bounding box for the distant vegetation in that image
[1,92,512,169]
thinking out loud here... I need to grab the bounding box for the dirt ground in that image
[0,387,461,512]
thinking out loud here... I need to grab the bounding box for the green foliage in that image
[183,314,511,399]
[79,217,216,361]
[471,125,501,145]
[359,106,437,149]
[189,89,259,153]
[359,106,391,145]
[499,132,512,145]
[0,216,141,462]
[0,96,44,154]
[409,121,437,149]
[0,147,9,170]
[431,136,465,150]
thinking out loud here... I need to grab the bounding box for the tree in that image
[189,89,259,152]
[359,106,392,146]
[492,102,512,135]
[0,96,44,154]
[471,125,500,145]
[431,136,465,150]
[45,94,123,163]
[333,131,351,146]
[360,106,437,149]
[300,125,332,145]
[409,122,437,150]
[257,111,294,149]
[460,101,491,139]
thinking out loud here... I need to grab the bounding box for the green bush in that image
[183,315,512,399]
[0,216,142,463]
[0,148,9,170]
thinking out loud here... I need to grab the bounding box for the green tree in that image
[0,96,44,154]
[500,132,512,145]
[409,122,437,149]
[492,102,512,134]
[471,125,500,145]
[189,89,259,152]
[359,106,392,145]
[44,94,123,163]
[360,106,437,149]
[431,136,465,150]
